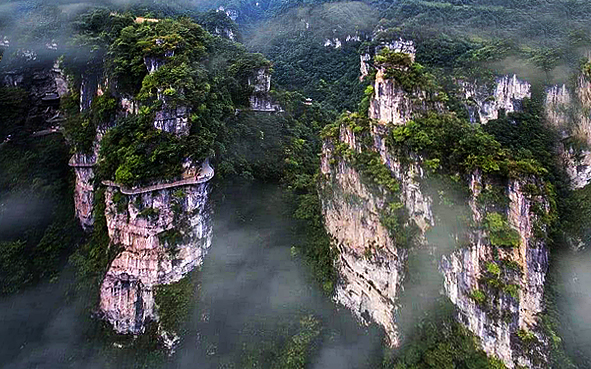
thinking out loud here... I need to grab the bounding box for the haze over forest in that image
[1,1,591,369]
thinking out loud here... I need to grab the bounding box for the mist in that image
[553,248,591,368]
[1,1,591,367]
[0,181,383,369]
[0,192,54,240]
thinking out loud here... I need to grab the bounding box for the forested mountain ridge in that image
[0,1,590,368]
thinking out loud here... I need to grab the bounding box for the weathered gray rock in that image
[369,68,430,125]
[320,134,406,346]
[458,75,531,124]
[80,73,99,111]
[248,67,282,112]
[544,72,591,189]
[71,154,96,231]
[153,106,190,136]
[545,84,571,134]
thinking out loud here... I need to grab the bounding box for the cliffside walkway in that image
[31,127,63,137]
[102,160,214,195]
[68,155,96,168]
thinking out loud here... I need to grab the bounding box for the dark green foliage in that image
[477,183,509,210]
[0,136,82,295]
[218,111,292,181]
[517,329,537,343]
[470,289,487,305]
[237,313,323,369]
[282,101,338,294]
[240,0,376,110]
[271,315,320,369]
[0,241,30,295]
[479,259,522,301]
[375,48,435,93]
[381,203,420,249]
[484,96,558,180]
[290,187,336,294]
[98,115,187,186]
[112,190,128,213]
[356,149,400,193]
[566,184,591,246]
[72,9,135,54]
[65,14,287,186]
[383,300,506,369]
[504,284,520,299]
[158,228,185,258]
[389,112,547,177]
[0,87,28,139]
[359,85,374,116]
[154,272,196,333]
[195,10,240,41]
[108,17,209,96]
[63,92,118,153]
[138,207,160,219]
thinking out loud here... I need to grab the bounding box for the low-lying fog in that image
[0,182,383,368]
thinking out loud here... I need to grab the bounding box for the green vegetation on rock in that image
[383,300,506,369]
[483,213,520,248]
[375,48,435,93]
[154,273,197,333]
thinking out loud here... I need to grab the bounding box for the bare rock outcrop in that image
[319,39,551,368]
[441,175,550,368]
[100,175,213,334]
[248,67,282,112]
[458,75,531,124]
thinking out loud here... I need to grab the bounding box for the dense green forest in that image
[1,0,591,368]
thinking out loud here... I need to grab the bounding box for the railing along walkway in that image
[102,161,214,195]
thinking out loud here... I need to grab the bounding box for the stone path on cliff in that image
[68,154,96,168]
[102,159,214,195]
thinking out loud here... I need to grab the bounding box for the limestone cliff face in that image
[366,41,434,126]
[320,121,434,345]
[248,67,282,112]
[100,179,212,334]
[320,130,406,346]
[70,149,97,231]
[153,105,190,136]
[70,73,109,231]
[545,70,591,189]
[321,42,435,345]
[545,84,571,134]
[441,174,550,368]
[71,51,191,230]
[569,71,591,188]
[67,50,216,336]
[369,68,431,126]
[320,40,551,368]
[458,75,531,124]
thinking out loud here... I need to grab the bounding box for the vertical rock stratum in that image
[99,168,213,334]
[319,39,554,368]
